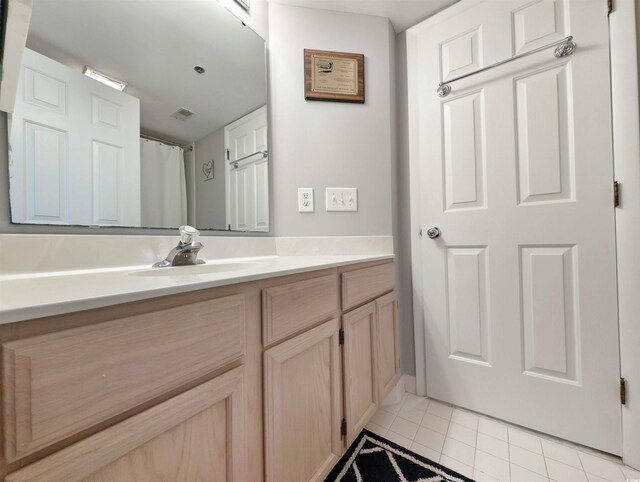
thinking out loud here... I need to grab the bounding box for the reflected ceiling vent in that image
[171,108,195,121]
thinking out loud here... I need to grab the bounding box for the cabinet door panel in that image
[6,367,246,482]
[376,292,400,400]
[343,302,377,445]
[264,318,342,482]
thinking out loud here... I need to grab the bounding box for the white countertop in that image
[0,254,394,324]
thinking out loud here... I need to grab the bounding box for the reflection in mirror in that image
[6,0,268,232]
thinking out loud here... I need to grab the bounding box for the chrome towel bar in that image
[437,35,576,97]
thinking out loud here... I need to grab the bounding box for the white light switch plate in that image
[325,188,358,212]
[298,188,314,212]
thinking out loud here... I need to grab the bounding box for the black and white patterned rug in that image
[324,430,475,482]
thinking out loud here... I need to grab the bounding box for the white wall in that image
[194,128,227,230]
[268,3,395,237]
[394,31,416,377]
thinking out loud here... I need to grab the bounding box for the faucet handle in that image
[179,225,200,244]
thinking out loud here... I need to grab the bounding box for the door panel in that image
[442,91,486,211]
[412,0,621,453]
[515,64,574,204]
[520,245,579,383]
[512,0,568,55]
[446,247,489,365]
[9,48,140,227]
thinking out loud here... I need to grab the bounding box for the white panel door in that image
[9,48,140,226]
[411,0,621,453]
[225,105,268,231]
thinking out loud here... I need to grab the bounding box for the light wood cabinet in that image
[343,302,378,445]
[262,261,397,480]
[341,262,395,311]
[375,291,401,401]
[263,318,343,482]
[0,260,395,482]
[262,274,339,346]
[3,295,246,461]
[5,366,246,482]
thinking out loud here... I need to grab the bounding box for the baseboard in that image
[403,374,417,394]
[381,374,417,406]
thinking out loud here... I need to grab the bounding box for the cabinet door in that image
[376,291,400,401]
[6,367,246,482]
[343,302,378,445]
[264,318,342,482]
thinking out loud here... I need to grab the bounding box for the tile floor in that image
[365,393,640,482]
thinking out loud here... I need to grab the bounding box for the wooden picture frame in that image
[304,49,365,104]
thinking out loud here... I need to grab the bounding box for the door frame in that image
[609,0,640,469]
[406,0,640,468]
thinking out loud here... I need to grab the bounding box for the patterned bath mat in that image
[324,429,475,482]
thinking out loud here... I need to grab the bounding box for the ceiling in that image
[27,0,267,145]
[269,0,459,33]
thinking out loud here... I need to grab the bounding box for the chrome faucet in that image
[153,225,205,268]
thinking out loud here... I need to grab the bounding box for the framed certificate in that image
[304,49,365,103]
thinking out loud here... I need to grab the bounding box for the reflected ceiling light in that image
[83,67,127,91]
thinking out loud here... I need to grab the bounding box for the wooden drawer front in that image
[3,294,246,461]
[6,366,246,482]
[263,274,338,346]
[342,262,395,311]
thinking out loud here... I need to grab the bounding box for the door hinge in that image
[225,148,230,160]
[339,328,344,345]
[614,181,620,207]
[620,377,626,405]
[607,0,613,15]
[340,418,347,439]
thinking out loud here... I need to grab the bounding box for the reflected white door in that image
[225,105,268,232]
[411,0,621,453]
[9,48,140,226]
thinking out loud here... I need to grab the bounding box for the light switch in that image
[325,188,358,212]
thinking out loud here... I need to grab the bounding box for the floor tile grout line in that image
[506,422,512,482]
[377,395,636,481]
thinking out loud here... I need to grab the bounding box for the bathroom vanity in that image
[0,257,398,481]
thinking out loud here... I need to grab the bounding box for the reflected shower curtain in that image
[140,139,187,228]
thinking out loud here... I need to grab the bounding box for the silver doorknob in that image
[426,227,441,239]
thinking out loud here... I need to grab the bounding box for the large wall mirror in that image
[3,0,269,232]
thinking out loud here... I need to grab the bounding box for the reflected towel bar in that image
[230,150,268,169]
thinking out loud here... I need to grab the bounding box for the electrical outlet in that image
[298,188,314,212]
[325,188,358,212]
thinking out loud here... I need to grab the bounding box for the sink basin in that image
[130,261,267,277]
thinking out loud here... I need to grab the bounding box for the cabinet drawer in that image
[262,274,339,346]
[6,366,246,482]
[342,262,395,311]
[3,294,246,461]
